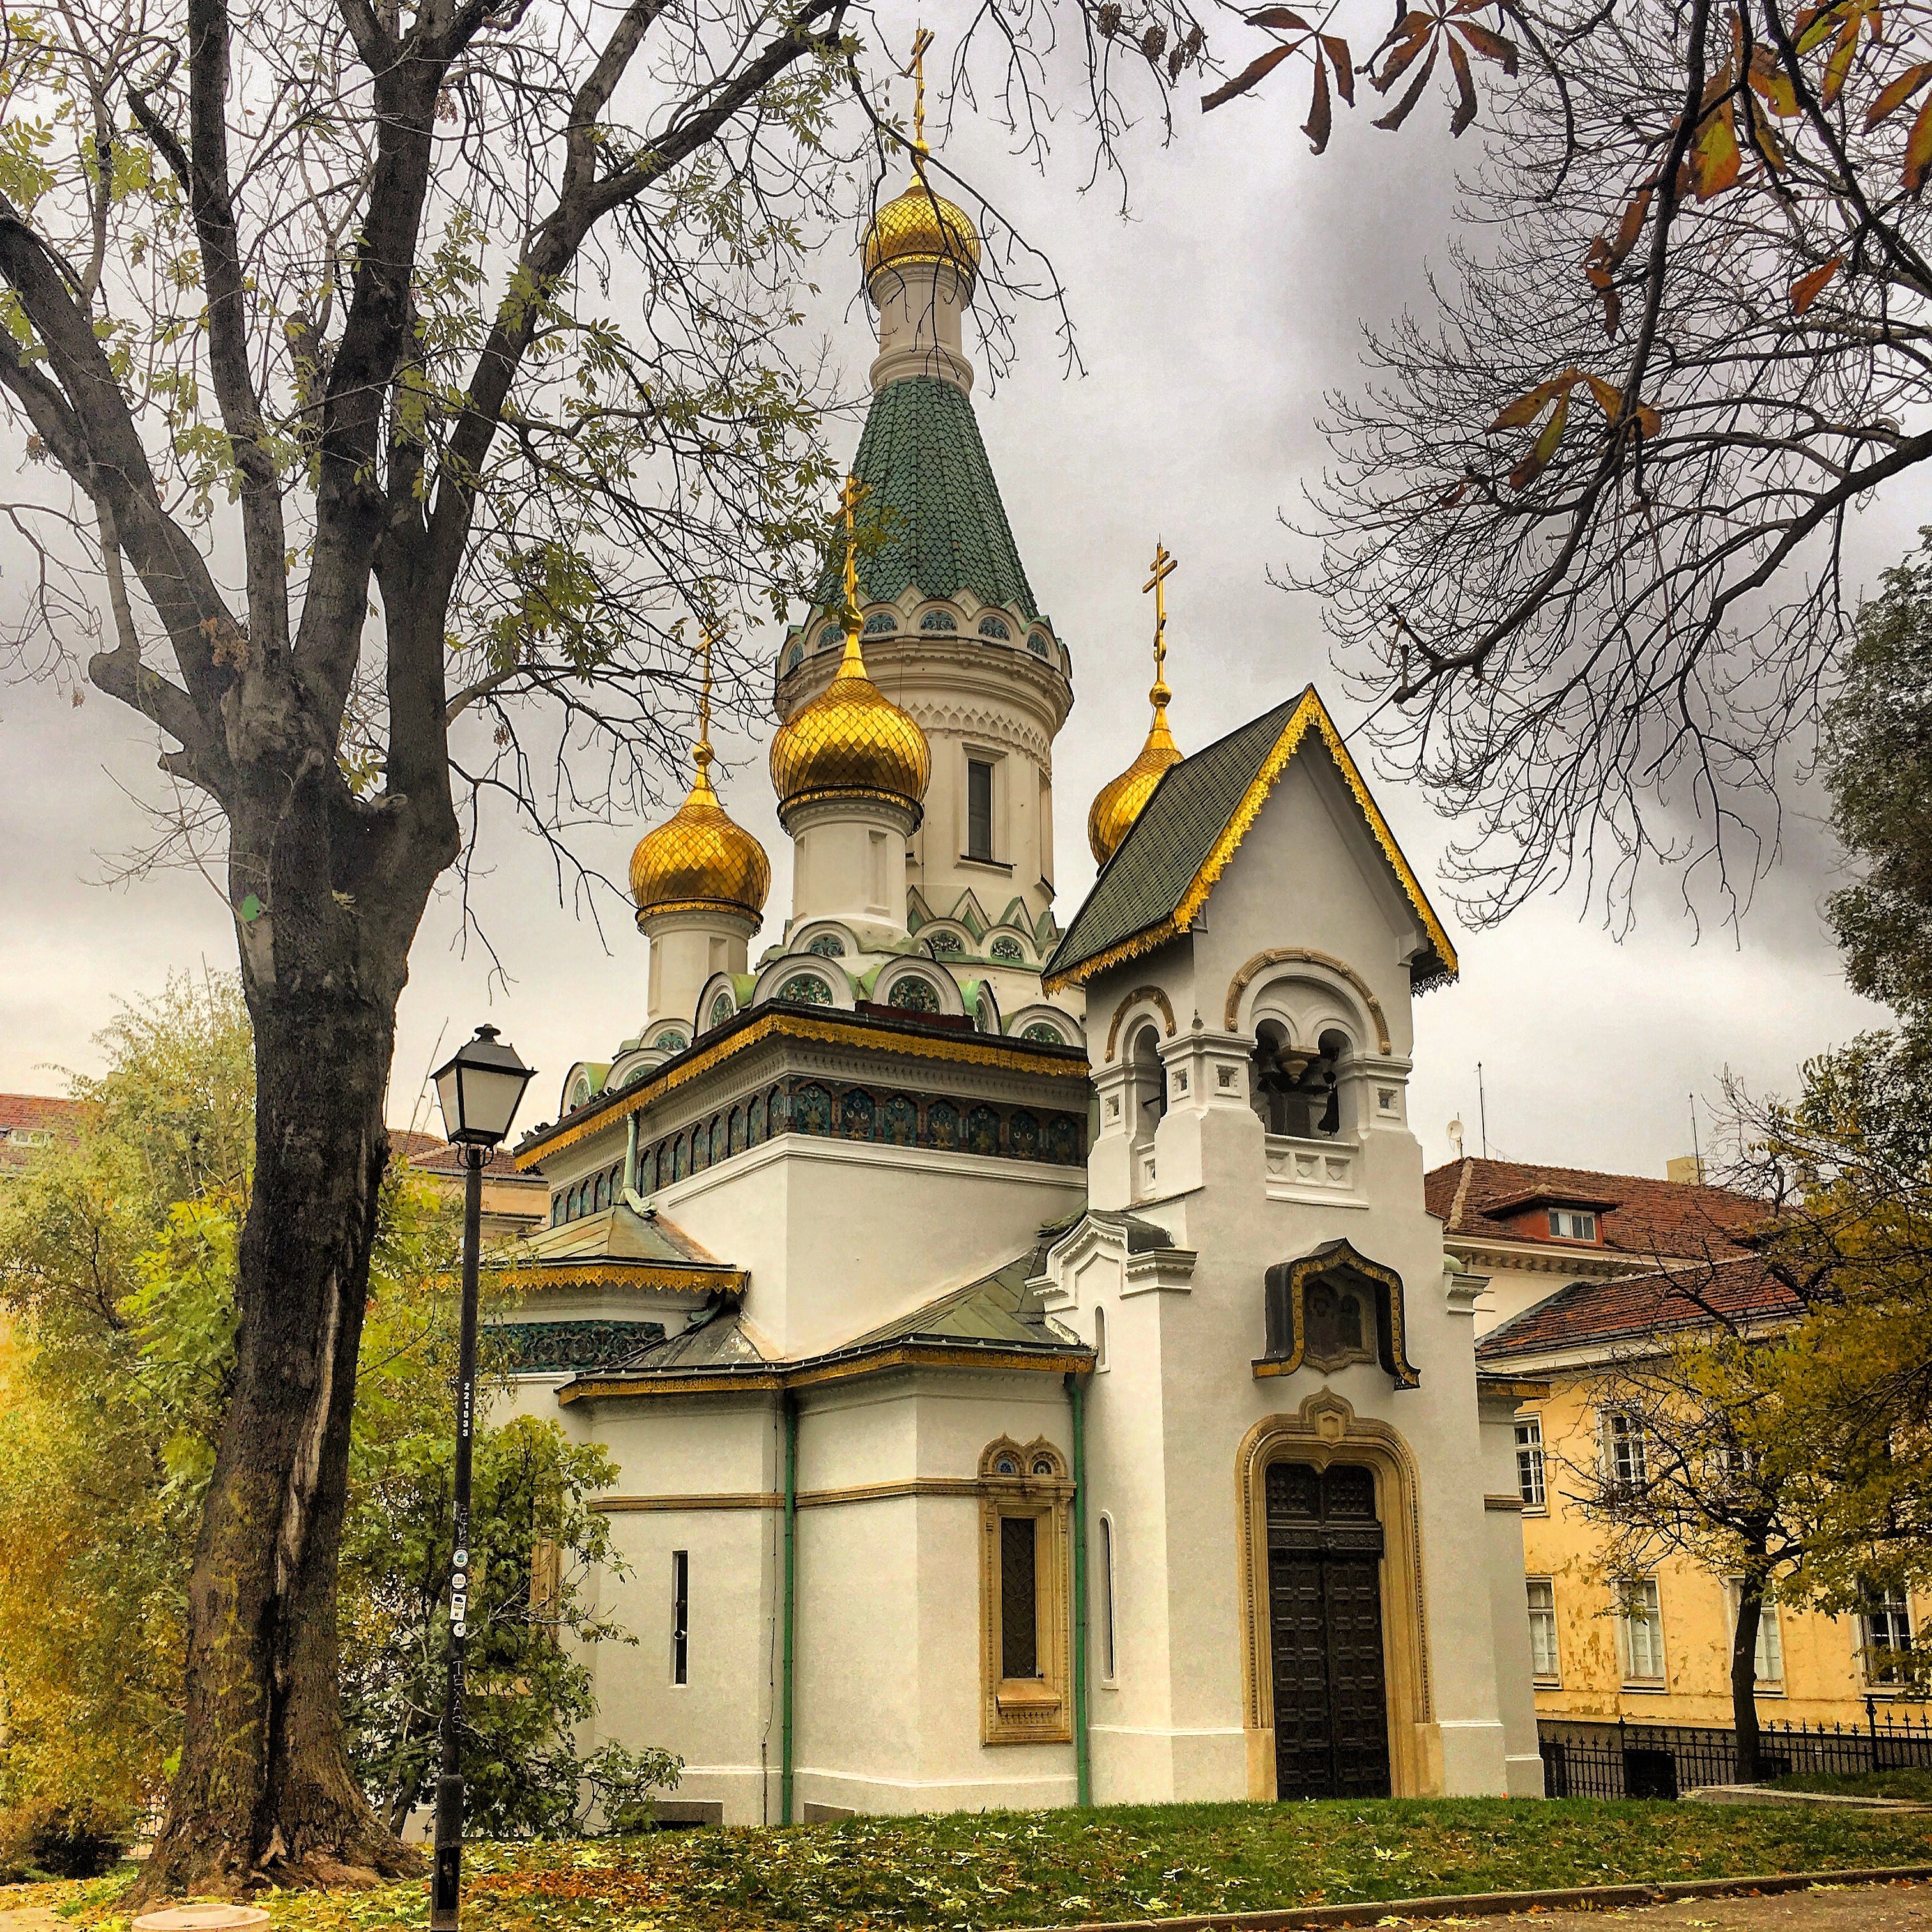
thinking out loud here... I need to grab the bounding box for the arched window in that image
[881,1095,917,1146]
[690,1126,707,1172]
[785,642,804,673]
[793,1084,831,1134]
[806,933,846,958]
[926,1099,960,1150]
[1008,1110,1041,1160]
[926,928,964,956]
[672,1135,687,1181]
[776,973,832,1006]
[1027,631,1051,658]
[768,1085,788,1133]
[863,612,896,636]
[965,1105,1001,1155]
[710,992,735,1029]
[709,1116,727,1165]
[1093,1304,1108,1372]
[817,623,841,649]
[1046,1114,1082,1165]
[550,1193,564,1227]
[887,974,940,1012]
[991,935,1025,963]
[1023,1020,1064,1044]
[729,1107,746,1154]
[594,1170,610,1211]
[977,614,1011,640]
[747,1094,766,1146]
[839,1089,876,1140]
[655,1029,689,1054]
[919,608,958,632]
[1100,1512,1118,1681]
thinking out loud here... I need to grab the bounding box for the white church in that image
[495,128,1544,1824]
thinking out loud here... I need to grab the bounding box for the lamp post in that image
[429,1024,536,1932]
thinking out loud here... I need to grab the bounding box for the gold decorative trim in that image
[1103,985,1178,1062]
[1484,1493,1526,1512]
[592,1475,1075,1514]
[979,1436,1074,1746]
[1234,1391,1435,1799]
[482,1260,744,1296]
[1046,689,1458,993]
[632,898,762,926]
[518,1011,1085,1166]
[594,1492,784,1512]
[558,1341,1092,1404]
[1259,1239,1422,1389]
[1223,947,1393,1056]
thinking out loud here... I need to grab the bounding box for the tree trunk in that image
[133,844,426,1900]
[1732,1579,1766,1783]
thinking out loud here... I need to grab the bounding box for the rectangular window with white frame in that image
[1526,1577,1560,1683]
[1618,1576,1666,1686]
[1724,1578,1784,1689]
[1859,1584,1914,1688]
[1549,1208,1598,1241]
[1515,1414,1547,1510]
[965,756,997,863]
[1603,1409,1648,1491]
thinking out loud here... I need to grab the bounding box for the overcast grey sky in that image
[0,53,1906,1176]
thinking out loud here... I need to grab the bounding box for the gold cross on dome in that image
[838,473,870,624]
[902,26,935,156]
[694,616,720,764]
[1143,541,1176,691]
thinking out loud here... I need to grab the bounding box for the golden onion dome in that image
[770,621,931,819]
[1089,679,1183,866]
[630,747,771,923]
[862,172,982,289]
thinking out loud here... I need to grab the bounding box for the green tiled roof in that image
[1048,698,1305,983]
[812,377,1039,621]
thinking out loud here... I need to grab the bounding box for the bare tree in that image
[1230,0,1932,926]
[0,0,1202,1893]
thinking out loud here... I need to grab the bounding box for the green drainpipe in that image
[781,1390,799,1824]
[1067,1370,1092,1807]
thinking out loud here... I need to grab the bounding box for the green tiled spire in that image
[811,376,1039,621]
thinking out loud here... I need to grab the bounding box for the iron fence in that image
[1537,1703,1932,1799]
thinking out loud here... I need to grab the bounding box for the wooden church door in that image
[1265,1461,1393,1799]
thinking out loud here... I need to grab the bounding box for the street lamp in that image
[429,1024,536,1932]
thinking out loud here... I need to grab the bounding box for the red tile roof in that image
[1425,1156,1764,1263]
[1476,1254,1804,1361]
[0,1093,88,1174]
[390,1130,533,1179]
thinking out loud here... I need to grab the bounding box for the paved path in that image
[1384,1877,1930,1929]
[0,1910,65,1932]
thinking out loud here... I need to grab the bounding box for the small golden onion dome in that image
[862,172,982,289]
[1088,679,1183,866]
[630,748,771,923]
[770,622,931,818]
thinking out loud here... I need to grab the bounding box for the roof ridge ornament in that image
[1086,540,1186,866]
[901,26,935,159]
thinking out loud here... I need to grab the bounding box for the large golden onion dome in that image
[770,620,931,820]
[1088,684,1182,866]
[862,171,982,289]
[631,744,771,924]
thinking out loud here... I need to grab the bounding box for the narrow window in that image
[530,1538,562,1632]
[1526,1577,1558,1681]
[868,828,888,910]
[1000,1515,1039,1678]
[967,758,995,861]
[1550,1208,1598,1241]
[1093,1304,1108,1371]
[1515,1415,1546,1508]
[1100,1515,1117,1682]
[1618,1577,1665,1683]
[671,1549,690,1686]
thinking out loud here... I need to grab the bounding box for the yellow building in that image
[1436,1156,1932,1743]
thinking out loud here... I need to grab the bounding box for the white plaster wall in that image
[1480,1394,1549,1796]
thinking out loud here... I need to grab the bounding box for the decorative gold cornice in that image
[1046,689,1458,993]
[481,1259,744,1296]
[516,1010,1085,1167]
[1223,947,1393,1056]
[558,1339,1091,1404]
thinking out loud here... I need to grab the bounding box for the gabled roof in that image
[1043,687,1456,992]
[839,1250,1077,1351]
[1475,1254,1802,1361]
[809,375,1039,621]
[1427,1157,1763,1262]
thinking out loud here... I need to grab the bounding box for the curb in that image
[1023,1862,1932,1931]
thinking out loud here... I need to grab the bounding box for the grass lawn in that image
[6,1798,1932,1932]
[1770,1768,1932,1802]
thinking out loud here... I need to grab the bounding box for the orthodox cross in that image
[1143,541,1176,693]
[902,27,935,156]
[838,473,870,624]
[694,617,718,767]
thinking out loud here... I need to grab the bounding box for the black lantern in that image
[433,1025,536,1147]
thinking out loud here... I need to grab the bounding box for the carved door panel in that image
[1266,1460,1393,1800]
